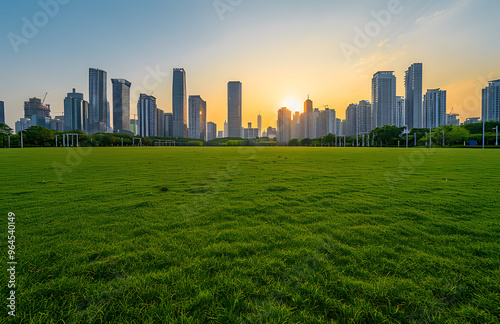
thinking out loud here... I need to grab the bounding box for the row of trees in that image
[0,125,276,148]
[283,122,500,148]
[0,125,207,148]
[3,122,498,148]
[370,123,500,147]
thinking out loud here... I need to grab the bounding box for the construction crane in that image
[42,92,48,104]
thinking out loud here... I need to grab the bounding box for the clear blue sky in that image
[1,0,499,130]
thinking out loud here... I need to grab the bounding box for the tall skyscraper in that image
[130,119,138,135]
[312,108,320,138]
[257,113,262,137]
[372,71,396,128]
[64,89,88,132]
[345,103,358,138]
[172,68,187,138]
[188,95,207,140]
[156,108,165,138]
[227,81,242,138]
[482,79,500,122]
[405,63,423,129]
[357,101,372,135]
[277,107,292,144]
[292,112,301,139]
[224,120,228,137]
[325,108,337,136]
[107,101,111,133]
[89,68,108,134]
[164,113,173,137]
[0,101,4,124]
[395,96,405,128]
[303,97,313,138]
[137,94,156,137]
[423,89,447,128]
[111,79,131,133]
[207,122,217,141]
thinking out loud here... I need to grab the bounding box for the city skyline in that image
[1,1,500,131]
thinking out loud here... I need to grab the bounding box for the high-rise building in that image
[107,101,111,133]
[257,114,262,137]
[372,71,396,128]
[164,113,173,137]
[227,81,242,138]
[317,108,337,137]
[0,101,4,124]
[446,113,460,126]
[50,117,64,132]
[394,96,405,128]
[326,108,337,135]
[345,102,371,138]
[267,126,277,138]
[217,131,224,138]
[291,111,301,139]
[111,79,131,133]
[137,94,156,137]
[130,119,138,135]
[31,115,51,128]
[357,101,372,135]
[24,97,50,119]
[312,108,320,138]
[64,88,88,132]
[277,107,292,144]
[423,89,447,128]
[340,120,346,137]
[188,96,207,140]
[336,118,341,137]
[464,117,481,125]
[405,63,423,129]
[207,122,217,141]
[15,118,31,133]
[172,68,187,138]
[89,68,108,134]
[224,120,228,137]
[243,122,259,139]
[303,97,313,138]
[345,103,358,138]
[482,79,500,122]
[156,108,165,138]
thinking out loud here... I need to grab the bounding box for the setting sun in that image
[282,97,303,114]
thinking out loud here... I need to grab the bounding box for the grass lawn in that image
[1,147,499,323]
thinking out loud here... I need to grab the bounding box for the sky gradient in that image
[1,0,499,131]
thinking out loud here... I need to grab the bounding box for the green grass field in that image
[1,147,499,323]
